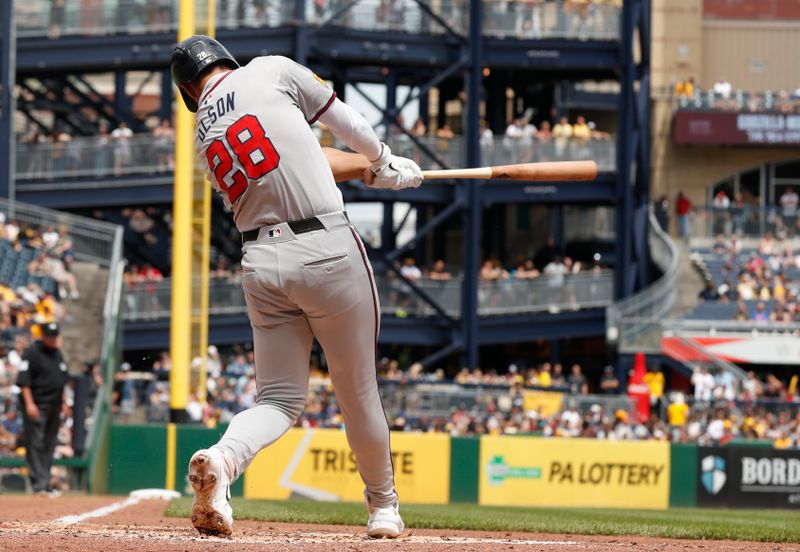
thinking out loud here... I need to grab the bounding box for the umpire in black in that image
[16,322,69,495]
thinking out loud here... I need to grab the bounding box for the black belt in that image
[241,216,326,244]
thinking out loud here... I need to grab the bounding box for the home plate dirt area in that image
[0,495,792,551]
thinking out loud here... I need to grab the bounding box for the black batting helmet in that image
[171,35,239,113]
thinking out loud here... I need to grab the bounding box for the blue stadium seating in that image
[0,241,58,296]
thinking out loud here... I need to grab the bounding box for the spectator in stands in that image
[514,259,540,279]
[599,365,619,394]
[409,117,427,138]
[712,190,731,234]
[732,300,749,321]
[27,252,80,300]
[691,366,714,402]
[571,115,591,159]
[551,362,566,387]
[780,187,798,235]
[567,364,588,395]
[654,194,670,233]
[644,365,665,409]
[436,123,455,140]
[515,0,543,39]
[552,116,573,159]
[95,126,113,174]
[698,281,719,301]
[543,256,567,286]
[751,301,769,323]
[675,191,692,240]
[111,121,134,176]
[537,120,552,143]
[712,78,733,102]
[666,393,689,439]
[479,259,509,281]
[153,118,175,172]
[675,77,695,98]
[399,257,422,282]
[428,260,452,281]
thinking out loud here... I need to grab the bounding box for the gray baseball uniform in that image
[195,56,396,508]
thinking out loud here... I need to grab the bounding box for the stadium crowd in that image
[0,219,89,489]
[695,231,800,325]
[674,76,800,114]
[102,345,800,450]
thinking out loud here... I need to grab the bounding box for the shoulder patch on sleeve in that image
[19,361,28,372]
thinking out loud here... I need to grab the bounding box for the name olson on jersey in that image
[198,92,236,142]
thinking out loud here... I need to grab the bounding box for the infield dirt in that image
[0,495,795,551]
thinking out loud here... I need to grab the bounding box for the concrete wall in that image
[702,20,800,91]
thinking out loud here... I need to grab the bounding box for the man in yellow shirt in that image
[552,116,573,159]
[666,393,689,441]
[667,397,688,427]
[644,366,665,409]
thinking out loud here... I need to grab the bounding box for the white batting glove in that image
[368,143,424,190]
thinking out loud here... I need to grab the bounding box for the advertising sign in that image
[674,111,800,146]
[479,436,670,509]
[244,428,450,504]
[697,446,800,508]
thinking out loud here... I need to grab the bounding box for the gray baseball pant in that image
[212,211,397,508]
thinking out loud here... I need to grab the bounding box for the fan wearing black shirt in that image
[16,323,69,496]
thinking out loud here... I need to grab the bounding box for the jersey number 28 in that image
[205,115,280,203]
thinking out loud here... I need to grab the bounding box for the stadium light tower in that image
[0,0,16,202]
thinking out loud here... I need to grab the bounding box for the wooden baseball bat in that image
[421,160,598,181]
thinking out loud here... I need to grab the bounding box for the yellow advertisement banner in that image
[522,390,564,418]
[479,436,670,509]
[244,428,450,504]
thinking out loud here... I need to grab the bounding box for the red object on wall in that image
[674,111,800,147]
[704,0,800,20]
[627,352,651,423]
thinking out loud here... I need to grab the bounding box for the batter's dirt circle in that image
[0,495,793,551]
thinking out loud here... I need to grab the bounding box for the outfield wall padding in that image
[449,437,480,503]
[669,443,697,508]
[108,425,167,494]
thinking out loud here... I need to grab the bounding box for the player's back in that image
[194,56,343,231]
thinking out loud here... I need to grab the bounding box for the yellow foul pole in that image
[191,0,215,405]
[169,0,196,422]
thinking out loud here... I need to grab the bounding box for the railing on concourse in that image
[16,0,620,40]
[16,134,615,184]
[123,270,614,321]
[690,206,800,239]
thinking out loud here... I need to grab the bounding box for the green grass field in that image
[165,498,800,542]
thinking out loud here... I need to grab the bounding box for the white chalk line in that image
[1,524,581,547]
[53,496,143,526]
[52,489,180,526]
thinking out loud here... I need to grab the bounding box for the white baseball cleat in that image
[366,502,405,539]
[188,448,233,537]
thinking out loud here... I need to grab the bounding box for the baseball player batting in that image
[170,36,422,539]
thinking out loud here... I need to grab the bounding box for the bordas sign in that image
[698,446,800,508]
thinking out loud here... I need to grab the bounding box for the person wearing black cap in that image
[16,322,70,496]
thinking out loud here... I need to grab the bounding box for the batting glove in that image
[368,143,424,190]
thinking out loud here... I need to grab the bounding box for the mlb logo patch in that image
[268,228,282,238]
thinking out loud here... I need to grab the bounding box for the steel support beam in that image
[460,0,483,369]
[0,0,15,200]
[614,0,650,299]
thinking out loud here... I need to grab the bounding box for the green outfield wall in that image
[103,424,796,510]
